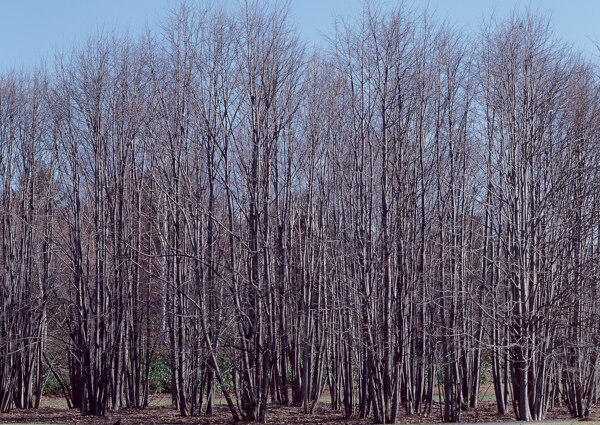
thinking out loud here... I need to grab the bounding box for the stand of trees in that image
[1,2,600,423]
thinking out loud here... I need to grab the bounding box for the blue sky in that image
[1,0,599,71]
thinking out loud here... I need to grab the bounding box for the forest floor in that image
[0,395,596,425]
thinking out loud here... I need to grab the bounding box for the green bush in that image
[43,371,66,397]
[148,360,171,393]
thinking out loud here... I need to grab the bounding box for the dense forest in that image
[1,1,600,423]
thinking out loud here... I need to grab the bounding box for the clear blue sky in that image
[1,0,599,71]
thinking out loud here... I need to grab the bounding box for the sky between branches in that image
[0,0,599,71]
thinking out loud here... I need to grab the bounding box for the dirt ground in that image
[0,396,591,425]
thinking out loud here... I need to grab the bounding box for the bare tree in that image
[3,2,600,424]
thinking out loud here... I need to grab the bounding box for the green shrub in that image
[148,360,171,393]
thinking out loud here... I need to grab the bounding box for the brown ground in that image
[0,396,589,425]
